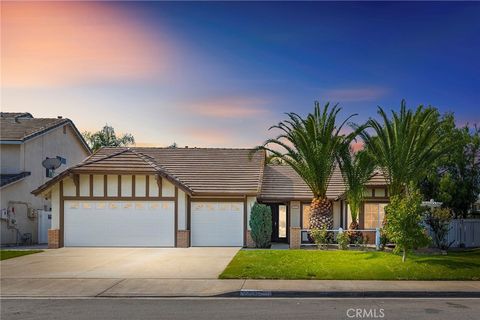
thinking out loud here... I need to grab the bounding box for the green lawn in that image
[220,249,480,280]
[0,250,43,261]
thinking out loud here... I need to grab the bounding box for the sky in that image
[2,1,479,147]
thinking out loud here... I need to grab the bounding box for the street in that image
[1,298,479,320]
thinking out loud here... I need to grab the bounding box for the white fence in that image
[428,219,480,248]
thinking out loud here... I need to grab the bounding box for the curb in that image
[218,290,480,298]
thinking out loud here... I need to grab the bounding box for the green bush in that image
[249,203,272,248]
[337,231,349,250]
[310,227,328,249]
[424,207,453,250]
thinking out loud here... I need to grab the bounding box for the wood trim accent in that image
[243,196,247,247]
[174,187,178,247]
[155,174,162,197]
[72,174,79,197]
[89,174,93,197]
[187,195,191,230]
[146,175,150,197]
[103,175,107,197]
[190,198,245,202]
[118,175,122,197]
[132,175,136,197]
[63,196,176,201]
[59,180,64,247]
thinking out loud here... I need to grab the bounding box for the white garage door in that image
[64,201,174,247]
[191,202,244,246]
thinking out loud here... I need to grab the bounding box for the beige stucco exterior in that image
[1,124,89,245]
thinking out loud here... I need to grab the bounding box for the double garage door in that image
[64,200,244,247]
[64,201,175,247]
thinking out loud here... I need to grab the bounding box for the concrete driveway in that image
[0,247,240,279]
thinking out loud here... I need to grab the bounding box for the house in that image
[32,146,389,248]
[1,112,91,245]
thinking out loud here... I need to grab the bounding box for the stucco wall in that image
[0,124,89,245]
[0,144,21,173]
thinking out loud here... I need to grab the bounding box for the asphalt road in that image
[1,298,479,320]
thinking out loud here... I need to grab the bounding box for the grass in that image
[0,250,43,261]
[220,249,480,280]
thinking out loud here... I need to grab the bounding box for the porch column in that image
[289,227,301,249]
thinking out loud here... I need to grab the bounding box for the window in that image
[364,203,387,229]
[363,188,373,197]
[374,188,385,197]
[302,204,311,229]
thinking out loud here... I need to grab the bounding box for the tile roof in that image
[1,172,31,188]
[0,116,69,141]
[33,147,266,196]
[259,165,388,201]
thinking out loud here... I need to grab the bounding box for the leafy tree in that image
[338,148,375,235]
[424,207,454,250]
[256,102,360,230]
[249,203,272,248]
[358,100,449,197]
[420,117,480,217]
[384,186,430,262]
[83,124,135,152]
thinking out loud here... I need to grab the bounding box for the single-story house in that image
[32,147,388,248]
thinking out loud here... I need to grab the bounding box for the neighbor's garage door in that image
[64,201,175,247]
[191,201,244,246]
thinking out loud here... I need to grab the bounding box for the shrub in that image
[384,186,431,262]
[424,207,454,250]
[310,227,328,249]
[249,203,272,248]
[337,231,349,250]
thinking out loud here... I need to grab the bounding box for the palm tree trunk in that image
[309,197,333,230]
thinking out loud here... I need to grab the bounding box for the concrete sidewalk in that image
[1,278,479,298]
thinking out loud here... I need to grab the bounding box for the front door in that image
[270,204,288,242]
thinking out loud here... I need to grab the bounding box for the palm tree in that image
[83,124,135,152]
[358,100,449,196]
[257,102,359,230]
[338,148,375,234]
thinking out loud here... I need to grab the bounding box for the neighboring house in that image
[1,112,91,245]
[32,146,389,248]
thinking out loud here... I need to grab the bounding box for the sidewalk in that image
[1,278,479,298]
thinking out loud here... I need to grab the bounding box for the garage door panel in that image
[64,201,174,247]
[191,202,243,247]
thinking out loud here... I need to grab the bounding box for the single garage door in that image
[64,201,174,247]
[191,201,244,246]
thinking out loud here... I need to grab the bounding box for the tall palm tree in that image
[358,100,449,196]
[257,102,359,230]
[338,148,375,231]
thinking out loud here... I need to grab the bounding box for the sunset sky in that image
[2,1,479,147]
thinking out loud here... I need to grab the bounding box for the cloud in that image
[187,97,270,119]
[1,2,173,87]
[320,87,389,102]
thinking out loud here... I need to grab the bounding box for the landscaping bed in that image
[219,249,480,280]
[0,250,43,261]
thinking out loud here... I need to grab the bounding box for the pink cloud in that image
[321,87,388,102]
[1,2,173,87]
[187,97,270,118]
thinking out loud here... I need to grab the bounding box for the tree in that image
[256,102,360,230]
[83,124,135,152]
[249,203,272,248]
[338,148,375,231]
[358,100,449,197]
[420,117,480,217]
[384,186,430,262]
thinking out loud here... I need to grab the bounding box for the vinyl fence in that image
[428,219,480,248]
